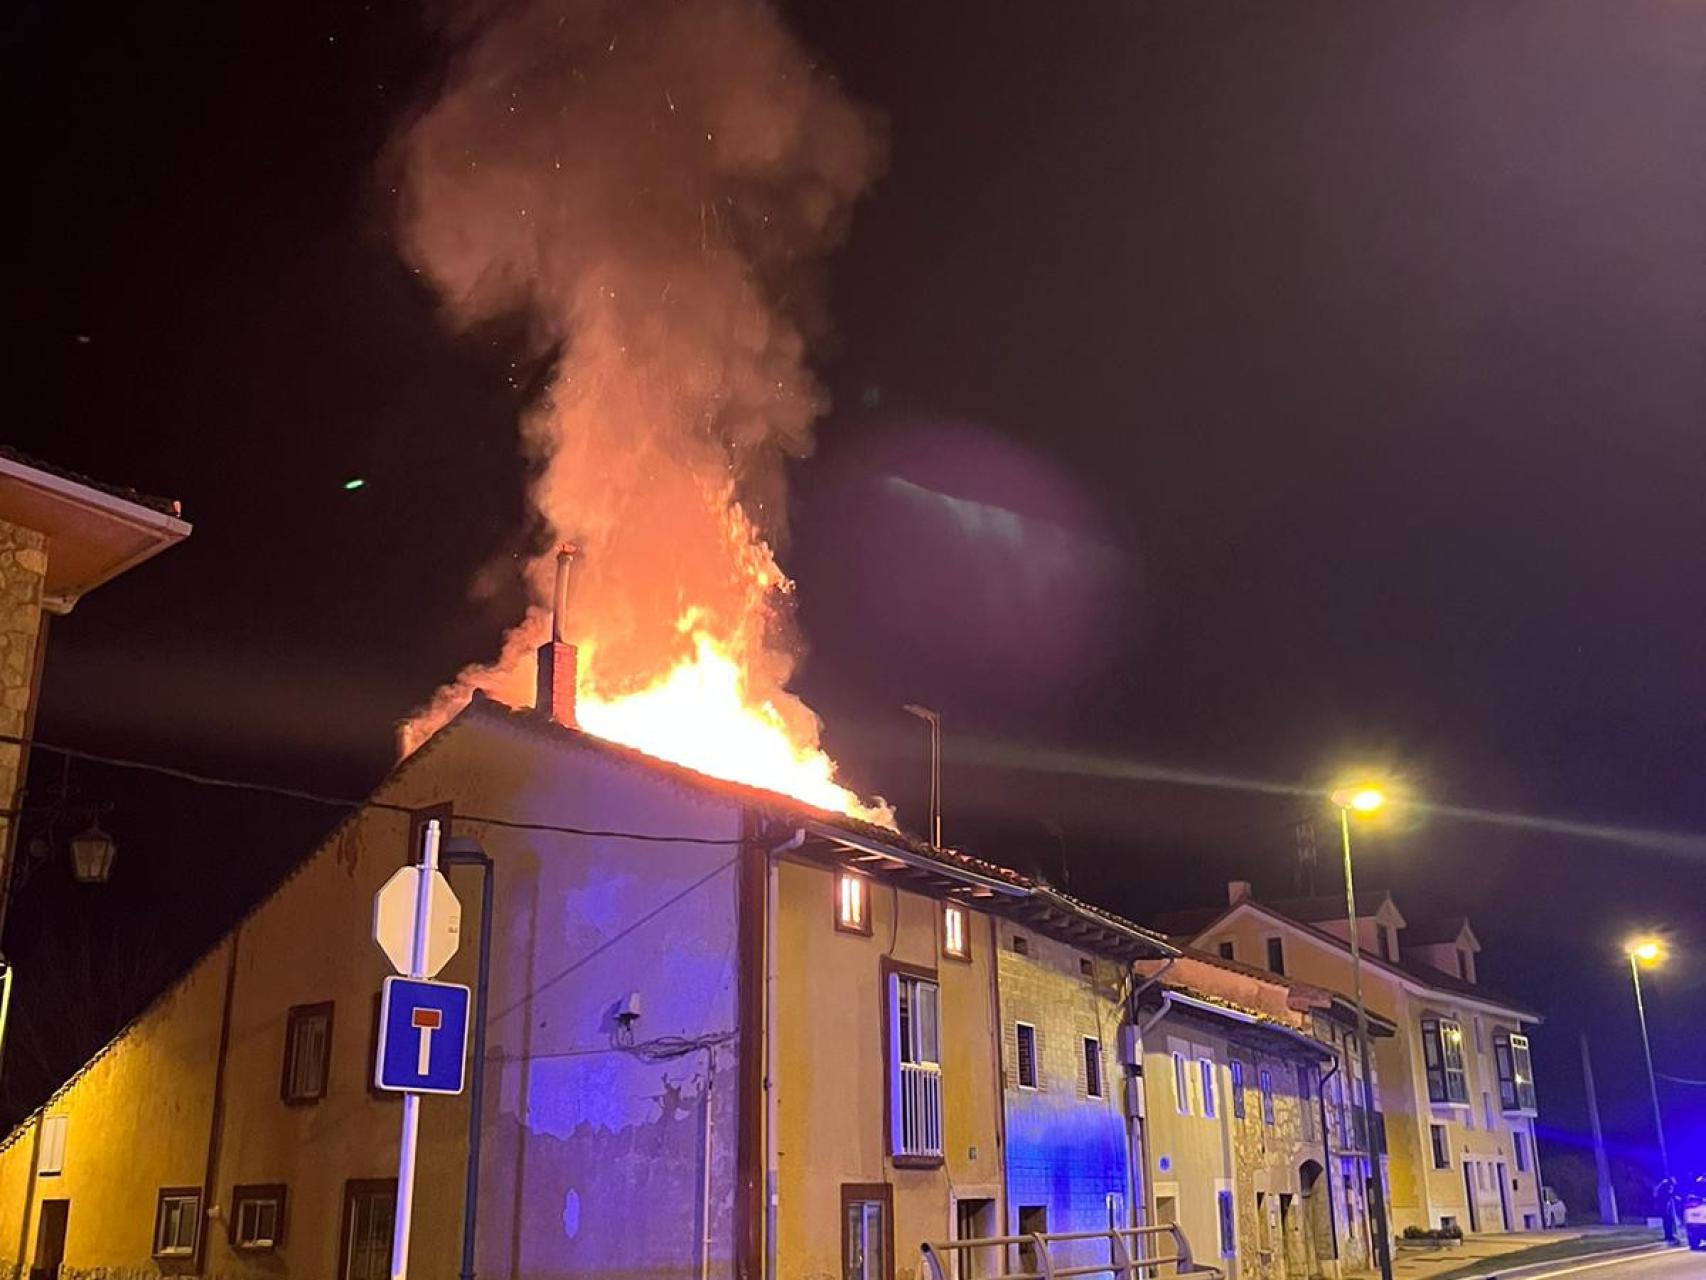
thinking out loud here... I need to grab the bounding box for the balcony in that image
[896,1061,943,1160]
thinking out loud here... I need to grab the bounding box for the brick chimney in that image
[536,545,578,727]
[1227,880,1252,905]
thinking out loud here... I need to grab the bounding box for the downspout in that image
[1125,959,1177,1235]
[700,1045,716,1280]
[196,926,243,1273]
[986,912,1009,1234]
[762,827,799,1280]
[1318,1057,1342,1272]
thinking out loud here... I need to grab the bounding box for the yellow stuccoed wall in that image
[772,860,1004,1280]
[0,517,47,902]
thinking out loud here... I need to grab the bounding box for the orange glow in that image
[577,623,892,825]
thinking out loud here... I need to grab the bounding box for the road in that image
[1509,1247,1706,1279]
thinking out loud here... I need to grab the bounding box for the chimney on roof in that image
[1228,880,1252,905]
[535,545,578,727]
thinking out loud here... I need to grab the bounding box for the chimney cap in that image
[1227,880,1253,905]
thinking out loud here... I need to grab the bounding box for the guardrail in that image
[920,1222,1225,1280]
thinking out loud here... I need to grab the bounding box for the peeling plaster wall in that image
[1,710,748,1280]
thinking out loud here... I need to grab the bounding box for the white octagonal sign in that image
[373,865,461,978]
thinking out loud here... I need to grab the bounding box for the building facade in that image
[1155,884,1545,1238]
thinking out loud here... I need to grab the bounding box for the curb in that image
[1441,1239,1670,1280]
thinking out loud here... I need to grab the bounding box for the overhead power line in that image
[0,732,747,847]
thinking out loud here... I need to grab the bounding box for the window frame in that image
[884,959,943,1165]
[1494,1030,1538,1113]
[940,901,970,961]
[1015,1021,1039,1091]
[338,1178,398,1280]
[281,1000,335,1105]
[38,1114,67,1176]
[230,1183,287,1252]
[1266,935,1286,975]
[1376,923,1393,961]
[1420,1017,1470,1106]
[1229,1059,1247,1120]
[152,1186,202,1260]
[1083,1036,1103,1099]
[1173,1051,1191,1116]
[1217,1188,1236,1257]
[1259,1067,1275,1126]
[1430,1124,1451,1169]
[1216,939,1236,961]
[1199,1058,1218,1119]
[841,1182,895,1280]
[1513,1130,1529,1173]
[835,868,873,936]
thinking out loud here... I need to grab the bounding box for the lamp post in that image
[1331,785,1393,1280]
[1624,937,1669,1179]
[903,704,942,847]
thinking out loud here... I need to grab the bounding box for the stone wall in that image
[0,519,47,902]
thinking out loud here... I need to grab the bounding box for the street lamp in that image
[1331,784,1393,1280]
[1624,936,1669,1178]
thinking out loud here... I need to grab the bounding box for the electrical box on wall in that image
[1118,1024,1142,1066]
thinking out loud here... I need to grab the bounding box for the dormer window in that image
[1457,947,1475,982]
[1376,923,1393,961]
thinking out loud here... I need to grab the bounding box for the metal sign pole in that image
[391,817,441,1280]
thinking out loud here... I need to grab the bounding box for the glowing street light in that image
[1331,780,1394,1280]
[1624,935,1670,1177]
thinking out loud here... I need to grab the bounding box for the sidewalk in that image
[1343,1226,1664,1280]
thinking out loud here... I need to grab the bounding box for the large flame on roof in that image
[390,0,887,824]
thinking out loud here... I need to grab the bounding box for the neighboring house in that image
[1131,951,1395,1280]
[0,448,189,934]
[1152,883,1545,1238]
[990,917,1135,1276]
[0,659,1177,1280]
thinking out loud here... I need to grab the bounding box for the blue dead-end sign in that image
[376,975,470,1094]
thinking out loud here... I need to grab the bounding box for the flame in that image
[577,621,891,826]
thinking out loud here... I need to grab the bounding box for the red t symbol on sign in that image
[411,1007,443,1076]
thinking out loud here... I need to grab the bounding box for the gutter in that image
[798,820,1030,898]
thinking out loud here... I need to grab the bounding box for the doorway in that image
[953,1197,998,1279]
[30,1201,69,1280]
[1016,1205,1047,1275]
[1462,1163,1480,1232]
[1496,1163,1511,1231]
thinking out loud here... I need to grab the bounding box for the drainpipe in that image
[1124,960,1177,1238]
[700,1045,716,1280]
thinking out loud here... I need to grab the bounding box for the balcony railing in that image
[897,1060,943,1159]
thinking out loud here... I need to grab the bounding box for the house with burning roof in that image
[0,630,1180,1280]
[1148,883,1545,1242]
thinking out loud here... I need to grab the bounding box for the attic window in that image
[942,902,969,960]
[1011,935,1029,956]
[1079,957,1094,978]
[1376,924,1393,961]
[836,870,871,935]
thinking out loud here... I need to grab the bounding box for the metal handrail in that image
[921,1222,1224,1280]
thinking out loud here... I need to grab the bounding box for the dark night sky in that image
[7,0,1704,1183]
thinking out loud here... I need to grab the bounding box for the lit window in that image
[1200,1059,1218,1118]
[231,1185,286,1251]
[282,1003,333,1103]
[836,871,870,935]
[1173,1052,1191,1115]
[1420,1017,1469,1105]
[942,902,968,960]
[153,1188,201,1258]
[1259,1068,1275,1125]
[1084,1037,1103,1099]
[1494,1030,1538,1112]
[1016,1023,1039,1090]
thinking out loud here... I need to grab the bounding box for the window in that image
[153,1188,201,1258]
[1420,1017,1469,1105]
[282,1002,333,1103]
[1514,1131,1529,1172]
[1230,1060,1247,1119]
[1482,1091,1495,1130]
[1298,1065,1315,1140]
[1200,1059,1218,1119]
[1017,1207,1047,1273]
[1266,936,1286,975]
[38,1115,67,1176]
[1494,1031,1538,1112]
[836,870,871,934]
[1011,934,1029,956]
[231,1184,286,1251]
[1079,957,1094,978]
[1441,1215,1458,1233]
[1217,1189,1236,1257]
[340,1180,396,1280]
[1173,1052,1191,1115]
[1259,1068,1275,1125]
[1217,939,1236,961]
[1430,1124,1450,1169]
[1376,923,1393,961]
[842,1184,894,1280]
[1083,1037,1103,1099]
[889,970,942,1159]
[1015,1022,1038,1090]
[941,902,968,960]
[1473,1016,1485,1053]
[1458,948,1472,981]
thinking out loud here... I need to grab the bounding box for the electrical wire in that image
[0,731,747,846]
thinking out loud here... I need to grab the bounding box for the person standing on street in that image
[1656,1176,1679,1246]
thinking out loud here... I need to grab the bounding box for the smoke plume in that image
[394,0,879,762]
